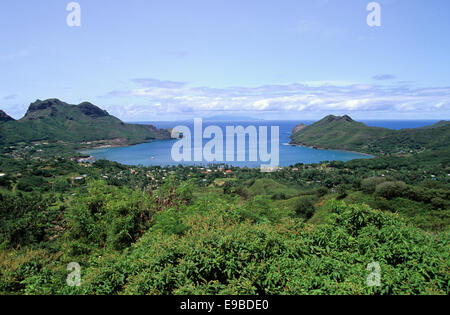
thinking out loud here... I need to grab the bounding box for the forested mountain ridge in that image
[290,115,450,154]
[0,99,171,145]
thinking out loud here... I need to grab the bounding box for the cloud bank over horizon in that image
[97,78,450,121]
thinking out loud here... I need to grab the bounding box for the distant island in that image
[203,115,263,121]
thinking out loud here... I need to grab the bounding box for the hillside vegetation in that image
[0,99,170,145]
[290,115,450,154]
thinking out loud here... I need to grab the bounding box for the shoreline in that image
[288,141,375,158]
[79,138,175,152]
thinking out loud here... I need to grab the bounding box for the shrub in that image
[431,197,446,210]
[336,185,348,200]
[0,249,58,294]
[151,207,188,235]
[375,181,407,200]
[17,176,47,192]
[0,175,9,187]
[361,177,386,194]
[316,186,329,197]
[66,180,154,251]
[233,196,280,224]
[0,193,57,248]
[295,197,315,219]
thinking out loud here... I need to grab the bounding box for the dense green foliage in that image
[0,176,448,295]
[0,193,57,248]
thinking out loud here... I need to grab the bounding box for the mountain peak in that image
[24,99,111,120]
[23,99,68,120]
[0,110,15,122]
[78,102,109,118]
[27,99,65,112]
[323,115,354,123]
[341,115,354,122]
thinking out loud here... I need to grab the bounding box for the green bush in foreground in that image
[0,193,57,248]
[73,200,449,295]
[0,176,448,295]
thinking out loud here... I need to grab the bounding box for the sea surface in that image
[82,120,439,168]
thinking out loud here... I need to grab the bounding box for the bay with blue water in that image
[82,120,438,168]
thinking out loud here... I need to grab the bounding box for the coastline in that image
[288,141,375,158]
[78,138,175,151]
[78,139,176,156]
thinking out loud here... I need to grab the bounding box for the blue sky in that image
[1,0,449,121]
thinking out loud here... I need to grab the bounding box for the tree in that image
[361,177,386,194]
[375,181,407,199]
[295,197,315,219]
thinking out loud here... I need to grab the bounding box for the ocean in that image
[81,120,439,168]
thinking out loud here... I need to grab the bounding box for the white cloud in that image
[102,79,450,119]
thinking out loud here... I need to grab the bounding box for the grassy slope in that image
[290,115,450,154]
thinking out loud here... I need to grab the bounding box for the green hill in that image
[417,120,450,129]
[0,99,170,145]
[290,115,450,155]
